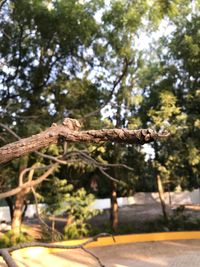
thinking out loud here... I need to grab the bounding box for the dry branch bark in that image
[0,165,57,199]
[0,118,169,164]
[0,233,114,267]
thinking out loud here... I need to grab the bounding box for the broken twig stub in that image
[0,118,169,164]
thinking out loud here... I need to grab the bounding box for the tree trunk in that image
[157,175,168,221]
[11,155,29,237]
[22,200,28,220]
[110,181,118,232]
[109,109,121,232]
[11,189,27,236]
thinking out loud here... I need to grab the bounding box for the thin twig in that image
[71,151,129,185]
[98,168,123,184]
[7,233,114,252]
[31,186,64,241]
[82,57,131,119]
[0,123,132,187]
[77,150,134,171]
[36,151,68,164]
[19,165,52,186]
[0,0,7,12]
[0,233,114,267]
[0,123,20,141]
[81,247,105,267]
[0,164,57,199]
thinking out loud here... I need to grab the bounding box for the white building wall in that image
[1,190,200,222]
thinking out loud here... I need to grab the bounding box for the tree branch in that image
[0,124,130,197]
[18,165,51,186]
[0,0,7,11]
[0,164,57,199]
[76,150,134,171]
[70,150,129,184]
[83,57,131,119]
[81,247,105,267]
[0,123,20,141]
[0,233,114,267]
[31,186,64,241]
[0,118,169,164]
[0,122,70,164]
[98,167,128,186]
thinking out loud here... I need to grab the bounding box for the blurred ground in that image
[0,203,198,240]
[1,239,200,266]
[20,203,200,238]
[1,204,200,266]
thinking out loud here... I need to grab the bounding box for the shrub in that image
[0,231,33,248]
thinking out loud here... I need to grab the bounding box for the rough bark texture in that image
[11,189,27,236]
[10,156,29,237]
[0,164,57,199]
[0,233,111,267]
[0,250,18,267]
[157,174,168,221]
[110,181,118,232]
[0,118,169,164]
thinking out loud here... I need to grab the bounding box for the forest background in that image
[0,0,200,242]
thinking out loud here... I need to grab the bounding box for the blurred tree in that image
[130,5,200,219]
[41,176,99,240]
[93,0,192,229]
[0,0,195,236]
[0,0,103,237]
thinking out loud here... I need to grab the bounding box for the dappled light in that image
[0,0,200,266]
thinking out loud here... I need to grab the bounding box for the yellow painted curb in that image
[13,231,200,258]
[86,231,200,247]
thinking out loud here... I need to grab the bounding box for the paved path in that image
[91,239,200,267]
[1,239,200,266]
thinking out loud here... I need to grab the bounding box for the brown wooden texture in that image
[0,118,169,164]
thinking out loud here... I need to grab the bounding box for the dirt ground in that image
[89,203,165,229]
[1,204,200,266]
[1,239,200,267]
[22,203,200,237]
[90,203,200,225]
[13,203,165,238]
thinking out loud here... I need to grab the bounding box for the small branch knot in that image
[62,118,81,131]
[51,123,57,127]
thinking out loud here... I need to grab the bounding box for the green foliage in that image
[129,8,200,192]
[1,0,200,237]
[42,178,100,240]
[0,231,33,248]
[91,212,200,236]
[144,214,200,233]
[63,188,100,239]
